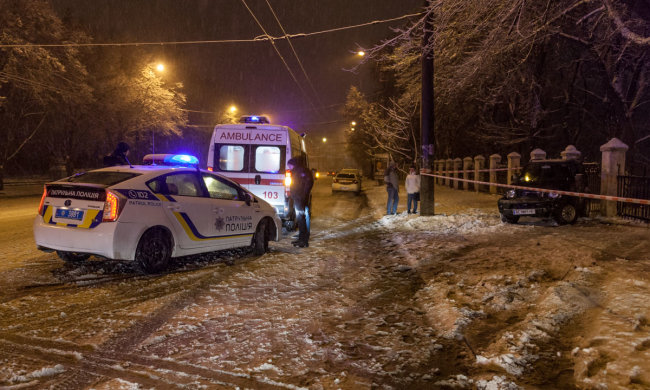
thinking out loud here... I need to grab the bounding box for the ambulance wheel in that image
[284,220,296,231]
[252,219,269,255]
[56,251,90,262]
[136,227,172,273]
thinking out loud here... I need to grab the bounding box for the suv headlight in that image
[506,189,516,199]
[548,192,561,199]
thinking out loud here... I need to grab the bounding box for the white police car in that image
[33,154,282,273]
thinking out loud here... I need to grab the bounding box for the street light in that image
[322,137,327,143]
[229,105,237,113]
[351,121,356,126]
[156,63,165,72]
[357,51,365,57]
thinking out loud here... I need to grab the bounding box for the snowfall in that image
[0,178,648,389]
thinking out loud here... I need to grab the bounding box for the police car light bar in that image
[142,154,199,167]
[239,115,270,124]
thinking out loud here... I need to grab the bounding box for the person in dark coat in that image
[384,161,399,215]
[287,157,314,247]
[103,142,131,167]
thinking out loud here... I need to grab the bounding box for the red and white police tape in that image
[420,172,650,206]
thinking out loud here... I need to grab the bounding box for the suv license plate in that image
[513,209,535,215]
[55,208,84,220]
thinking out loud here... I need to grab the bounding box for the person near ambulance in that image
[405,164,421,214]
[384,161,399,215]
[287,157,313,247]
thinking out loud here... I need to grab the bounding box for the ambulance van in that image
[207,115,309,228]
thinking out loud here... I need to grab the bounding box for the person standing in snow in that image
[384,161,399,215]
[288,157,314,247]
[405,164,421,214]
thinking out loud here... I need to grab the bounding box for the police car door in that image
[201,172,257,250]
[159,172,220,250]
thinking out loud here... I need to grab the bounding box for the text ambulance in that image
[207,116,309,228]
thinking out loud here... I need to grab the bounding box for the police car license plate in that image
[340,186,349,190]
[513,209,535,215]
[55,208,84,220]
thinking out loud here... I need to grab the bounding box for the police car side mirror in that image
[245,193,253,206]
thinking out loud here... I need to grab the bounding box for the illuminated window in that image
[219,145,245,171]
[202,174,239,200]
[254,146,281,173]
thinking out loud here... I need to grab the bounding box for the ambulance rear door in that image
[211,126,252,190]
[247,128,287,215]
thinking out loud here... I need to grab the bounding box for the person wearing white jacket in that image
[405,165,421,214]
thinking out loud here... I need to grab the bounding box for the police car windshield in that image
[61,171,140,186]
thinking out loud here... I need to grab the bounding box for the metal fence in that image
[583,162,601,215]
[617,175,650,222]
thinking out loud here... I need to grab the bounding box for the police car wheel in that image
[252,220,269,255]
[56,251,90,262]
[136,228,172,273]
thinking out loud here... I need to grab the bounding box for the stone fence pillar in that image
[446,158,453,187]
[474,155,485,193]
[489,154,501,194]
[600,138,628,217]
[530,148,546,161]
[463,157,473,191]
[453,158,462,189]
[561,145,581,160]
[507,152,521,186]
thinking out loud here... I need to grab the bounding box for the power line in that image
[263,0,325,110]
[239,0,322,118]
[0,12,424,48]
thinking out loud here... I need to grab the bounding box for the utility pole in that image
[420,4,435,215]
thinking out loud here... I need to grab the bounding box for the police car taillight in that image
[103,190,124,222]
[38,186,47,216]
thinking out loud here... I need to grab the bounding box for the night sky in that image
[52,0,425,139]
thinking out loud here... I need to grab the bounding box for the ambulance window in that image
[202,174,241,200]
[219,145,245,171]
[254,146,281,173]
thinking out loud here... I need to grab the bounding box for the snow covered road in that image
[1,179,649,389]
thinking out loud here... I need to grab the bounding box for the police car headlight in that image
[506,189,516,199]
[548,192,561,199]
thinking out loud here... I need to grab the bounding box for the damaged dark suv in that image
[497,159,587,225]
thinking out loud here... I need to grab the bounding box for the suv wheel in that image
[500,214,520,224]
[554,204,577,225]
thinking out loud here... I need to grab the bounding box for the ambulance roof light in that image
[239,115,270,124]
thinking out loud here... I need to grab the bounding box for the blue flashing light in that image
[239,115,270,124]
[164,154,199,165]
